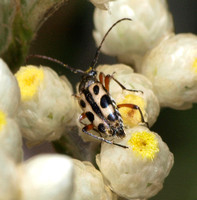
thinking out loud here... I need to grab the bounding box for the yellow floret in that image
[15,66,44,101]
[118,94,145,127]
[128,131,159,160]
[192,58,197,73]
[0,110,6,131]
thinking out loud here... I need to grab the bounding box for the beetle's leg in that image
[111,75,143,94]
[82,124,128,148]
[99,72,111,92]
[79,113,102,136]
[79,113,87,125]
[72,94,80,99]
[99,72,105,84]
[117,103,149,128]
[104,74,111,92]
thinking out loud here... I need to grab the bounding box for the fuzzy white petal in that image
[0,117,23,163]
[0,58,20,117]
[72,159,116,200]
[18,154,74,200]
[0,151,20,200]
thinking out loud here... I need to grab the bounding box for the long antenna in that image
[90,18,132,69]
[26,54,86,74]
[27,18,132,75]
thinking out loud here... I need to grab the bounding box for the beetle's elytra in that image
[28,18,148,148]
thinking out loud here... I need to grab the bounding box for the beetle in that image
[29,18,148,148]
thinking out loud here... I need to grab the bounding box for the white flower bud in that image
[97,126,174,199]
[72,159,116,200]
[0,109,23,163]
[96,64,160,127]
[93,0,174,57]
[141,33,197,109]
[0,151,20,200]
[15,65,76,143]
[18,154,74,200]
[0,58,20,117]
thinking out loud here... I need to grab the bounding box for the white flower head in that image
[72,159,116,200]
[18,154,74,200]
[96,64,160,128]
[0,109,23,163]
[96,126,174,199]
[0,151,20,200]
[15,65,76,143]
[93,0,174,56]
[141,33,197,109]
[0,58,20,117]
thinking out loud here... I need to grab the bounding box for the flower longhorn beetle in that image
[28,18,148,148]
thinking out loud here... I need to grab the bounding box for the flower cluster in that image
[93,0,197,110]
[1,0,196,199]
[73,61,173,200]
[0,57,173,199]
[0,60,116,199]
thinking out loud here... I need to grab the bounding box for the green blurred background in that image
[27,0,197,199]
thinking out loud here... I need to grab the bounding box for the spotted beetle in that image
[29,18,148,148]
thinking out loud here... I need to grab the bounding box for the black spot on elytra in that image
[80,100,86,108]
[98,123,105,133]
[100,95,112,108]
[93,85,99,95]
[107,112,118,121]
[86,112,94,122]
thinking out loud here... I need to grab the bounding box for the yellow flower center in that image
[118,94,145,127]
[0,110,6,131]
[128,131,159,160]
[192,58,197,73]
[15,66,44,101]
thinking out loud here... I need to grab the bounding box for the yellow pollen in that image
[15,66,44,101]
[118,94,145,127]
[0,110,6,131]
[128,131,159,160]
[192,58,197,73]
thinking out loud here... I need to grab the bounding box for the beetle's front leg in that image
[82,124,128,148]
